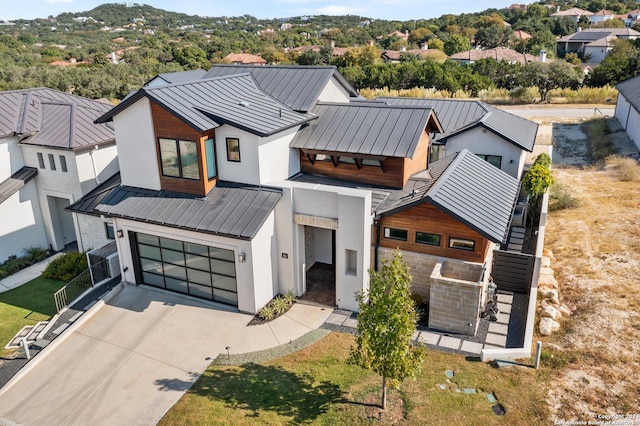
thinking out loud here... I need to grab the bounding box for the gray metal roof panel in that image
[617,73,640,113]
[66,172,121,215]
[480,105,538,151]
[95,182,281,239]
[203,65,359,112]
[0,88,114,149]
[377,150,519,244]
[290,103,436,158]
[0,167,38,204]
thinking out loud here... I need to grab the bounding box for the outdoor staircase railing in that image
[53,259,110,313]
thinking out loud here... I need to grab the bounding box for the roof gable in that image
[203,65,359,112]
[377,149,519,243]
[0,88,114,149]
[617,73,640,113]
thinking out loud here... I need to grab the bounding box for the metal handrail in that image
[53,259,110,313]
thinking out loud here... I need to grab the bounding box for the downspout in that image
[374,218,381,271]
[90,145,100,184]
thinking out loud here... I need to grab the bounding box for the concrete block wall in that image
[378,247,439,304]
[440,261,483,282]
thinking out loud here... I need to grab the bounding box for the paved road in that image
[498,106,615,119]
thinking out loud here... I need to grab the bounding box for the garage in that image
[131,231,238,306]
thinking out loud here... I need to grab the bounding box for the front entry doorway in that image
[300,226,336,306]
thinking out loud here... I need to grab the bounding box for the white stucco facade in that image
[112,97,160,190]
[317,77,353,103]
[443,127,527,179]
[615,94,640,150]
[584,45,610,64]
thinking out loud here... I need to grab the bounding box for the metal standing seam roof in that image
[0,88,114,149]
[66,172,121,216]
[0,167,38,204]
[290,102,442,158]
[145,69,207,86]
[95,74,316,137]
[377,149,520,244]
[94,182,282,240]
[616,73,640,114]
[379,97,537,152]
[203,65,360,112]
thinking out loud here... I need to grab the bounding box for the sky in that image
[1,0,524,22]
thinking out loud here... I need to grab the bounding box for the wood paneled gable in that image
[150,100,218,196]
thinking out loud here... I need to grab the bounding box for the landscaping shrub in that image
[605,155,640,182]
[585,118,616,162]
[257,292,297,322]
[0,247,50,279]
[22,246,49,263]
[42,252,88,282]
[549,182,579,212]
[533,152,552,168]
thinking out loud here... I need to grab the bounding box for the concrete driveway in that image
[0,285,257,425]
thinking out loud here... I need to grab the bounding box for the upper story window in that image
[476,154,502,169]
[204,138,216,180]
[37,153,45,169]
[159,138,200,180]
[226,138,240,162]
[416,232,441,246]
[449,237,475,251]
[59,155,68,173]
[48,154,56,171]
[384,227,408,241]
[105,222,115,240]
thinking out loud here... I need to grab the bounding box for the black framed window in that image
[158,138,200,180]
[226,137,241,162]
[476,154,502,169]
[416,232,441,246]
[48,154,56,170]
[384,227,408,241]
[105,223,115,240]
[59,155,68,172]
[37,153,45,169]
[449,237,475,251]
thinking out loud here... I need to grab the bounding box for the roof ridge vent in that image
[239,101,250,107]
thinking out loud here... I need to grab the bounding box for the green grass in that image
[0,276,66,355]
[160,333,550,425]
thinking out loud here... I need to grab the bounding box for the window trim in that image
[158,138,200,180]
[416,232,441,246]
[226,137,241,162]
[37,152,45,169]
[384,227,408,241]
[105,222,115,240]
[59,155,68,172]
[448,237,476,251]
[204,137,216,180]
[476,154,502,169]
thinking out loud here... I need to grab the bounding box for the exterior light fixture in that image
[238,252,246,263]
[116,230,124,238]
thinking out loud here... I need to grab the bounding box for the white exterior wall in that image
[75,144,119,194]
[113,218,271,314]
[584,46,609,64]
[112,98,160,190]
[257,126,300,183]
[615,95,640,150]
[75,214,113,252]
[0,181,48,261]
[0,136,25,178]
[274,181,371,312]
[317,77,353,103]
[249,210,279,311]
[444,127,527,179]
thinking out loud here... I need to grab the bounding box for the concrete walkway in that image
[0,253,63,293]
[0,284,332,426]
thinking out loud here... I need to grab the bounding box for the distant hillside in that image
[55,3,199,27]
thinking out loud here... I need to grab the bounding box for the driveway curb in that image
[0,282,124,397]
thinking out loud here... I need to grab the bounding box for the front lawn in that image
[160,333,549,425]
[0,276,66,356]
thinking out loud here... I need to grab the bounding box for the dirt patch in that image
[541,118,640,420]
[362,391,405,423]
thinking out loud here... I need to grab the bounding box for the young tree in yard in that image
[349,250,426,410]
[523,60,582,102]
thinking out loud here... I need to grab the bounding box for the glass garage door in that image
[134,232,238,306]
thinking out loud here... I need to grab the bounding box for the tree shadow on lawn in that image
[189,363,344,423]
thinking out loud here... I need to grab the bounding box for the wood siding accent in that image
[299,152,405,188]
[402,130,430,186]
[151,101,216,196]
[376,203,489,263]
[201,131,218,195]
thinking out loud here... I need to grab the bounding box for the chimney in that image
[369,40,374,46]
[400,46,406,52]
[330,40,335,48]
[110,52,116,63]
[539,49,547,63]
[421,42,428,50]
[557,5,560,12]
[577,26,582,32]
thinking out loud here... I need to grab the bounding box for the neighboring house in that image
[616,9,640,27]
[557,28,640,63]
[449,47,537,65]
[72,65,532,336]
[223,53,267,65]
[614,73,640,151]
[377,97,537,179]
[550,7,593,22]
[0,88,117,261]
[512,30,532,41]
[590,9,615,24]
[380,45,448,63]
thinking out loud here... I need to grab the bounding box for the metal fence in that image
[53,259,110,313]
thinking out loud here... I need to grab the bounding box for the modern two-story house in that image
[0,88,117,261]
[71,65,531,336]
